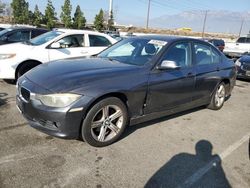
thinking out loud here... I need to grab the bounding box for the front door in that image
[48,34,86,61]
[145,41,195,114]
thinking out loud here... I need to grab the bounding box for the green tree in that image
[28,10,34,25]
[11,0,29,24]
[107,10,115,31]
[72,5,86,29]
[45,0,57,30]
[94,9,104,31]
[60,0,72,28]
[33,5,42,27]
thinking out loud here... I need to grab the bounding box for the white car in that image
[224,36,250,58]
[0,29,117,80]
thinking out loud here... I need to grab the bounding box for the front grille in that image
[37,119,59,130]
[20,87,30,102]
[241,63,250,71]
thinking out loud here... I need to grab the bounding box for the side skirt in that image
[129,101,208,126]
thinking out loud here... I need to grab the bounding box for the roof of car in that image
[55,28,107,35]
[7,27,48,31]
[133,35,202,43]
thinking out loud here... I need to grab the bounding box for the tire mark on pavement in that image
[0,123,27,132]
[0,146,57,165]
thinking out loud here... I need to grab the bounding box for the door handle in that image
[216,67,220,71]
[81,51,88,54]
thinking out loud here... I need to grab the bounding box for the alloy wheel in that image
[215,84,225,107]
[91,105,124,142]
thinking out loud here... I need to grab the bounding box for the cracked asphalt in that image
[0,79,249,188]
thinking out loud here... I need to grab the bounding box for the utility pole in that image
[202,10,208,38]
[238,18,244,37]
[109,0,113,19]
[146,0,151,29]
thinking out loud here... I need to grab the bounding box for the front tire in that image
[208,82,226,110]
[81,97,128,147]
[17,62,39,79]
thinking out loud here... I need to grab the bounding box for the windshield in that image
[98,38,166,66]
[29,31,63,45]
[0,28,13,38]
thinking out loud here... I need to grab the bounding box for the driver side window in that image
[162,42,191,68]
[57,35,84,48]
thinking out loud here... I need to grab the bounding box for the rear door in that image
[192,42,222,104]
[145,41,195,114]
[48,34,86,61]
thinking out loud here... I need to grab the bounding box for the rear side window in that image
[211,49,221,64]
[89,35,111,47]
[194,43,220,65]
[7,30,30,42]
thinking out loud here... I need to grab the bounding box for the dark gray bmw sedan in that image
[16,36,236,147]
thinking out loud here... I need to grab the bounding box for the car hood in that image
[0,42,34,53]
[24,58,140,93]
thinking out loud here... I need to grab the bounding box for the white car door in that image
[48,34,87,61]
[83,34,113,56]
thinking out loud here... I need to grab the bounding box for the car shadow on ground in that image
[3,79,16,85]
[237,78,250,83]
[0,93,7,107]
[144,140,232,188]
[122,106,206,140]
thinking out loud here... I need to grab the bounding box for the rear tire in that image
[208,82,226,110]
[81,97,128,147]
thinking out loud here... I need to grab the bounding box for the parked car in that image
[235,53,250,80]
[207,39,225,52]
[224,36,250,58]
[0,24,12,31]
[0,27,48,45]
[0,29,117,81]
[16,36,236,147]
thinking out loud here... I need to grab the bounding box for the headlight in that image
[34,93,81,108]
[0,54,16,60]
[235,59,241,67]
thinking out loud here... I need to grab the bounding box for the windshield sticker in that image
[148,40,167,46]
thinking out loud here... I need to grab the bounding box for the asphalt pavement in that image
[0,79,249,188]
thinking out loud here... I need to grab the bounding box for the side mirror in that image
[157,60,180,70]
[50,42,61,49]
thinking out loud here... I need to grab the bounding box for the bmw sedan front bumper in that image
[16,77,94,139]
[236,64,250,80]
